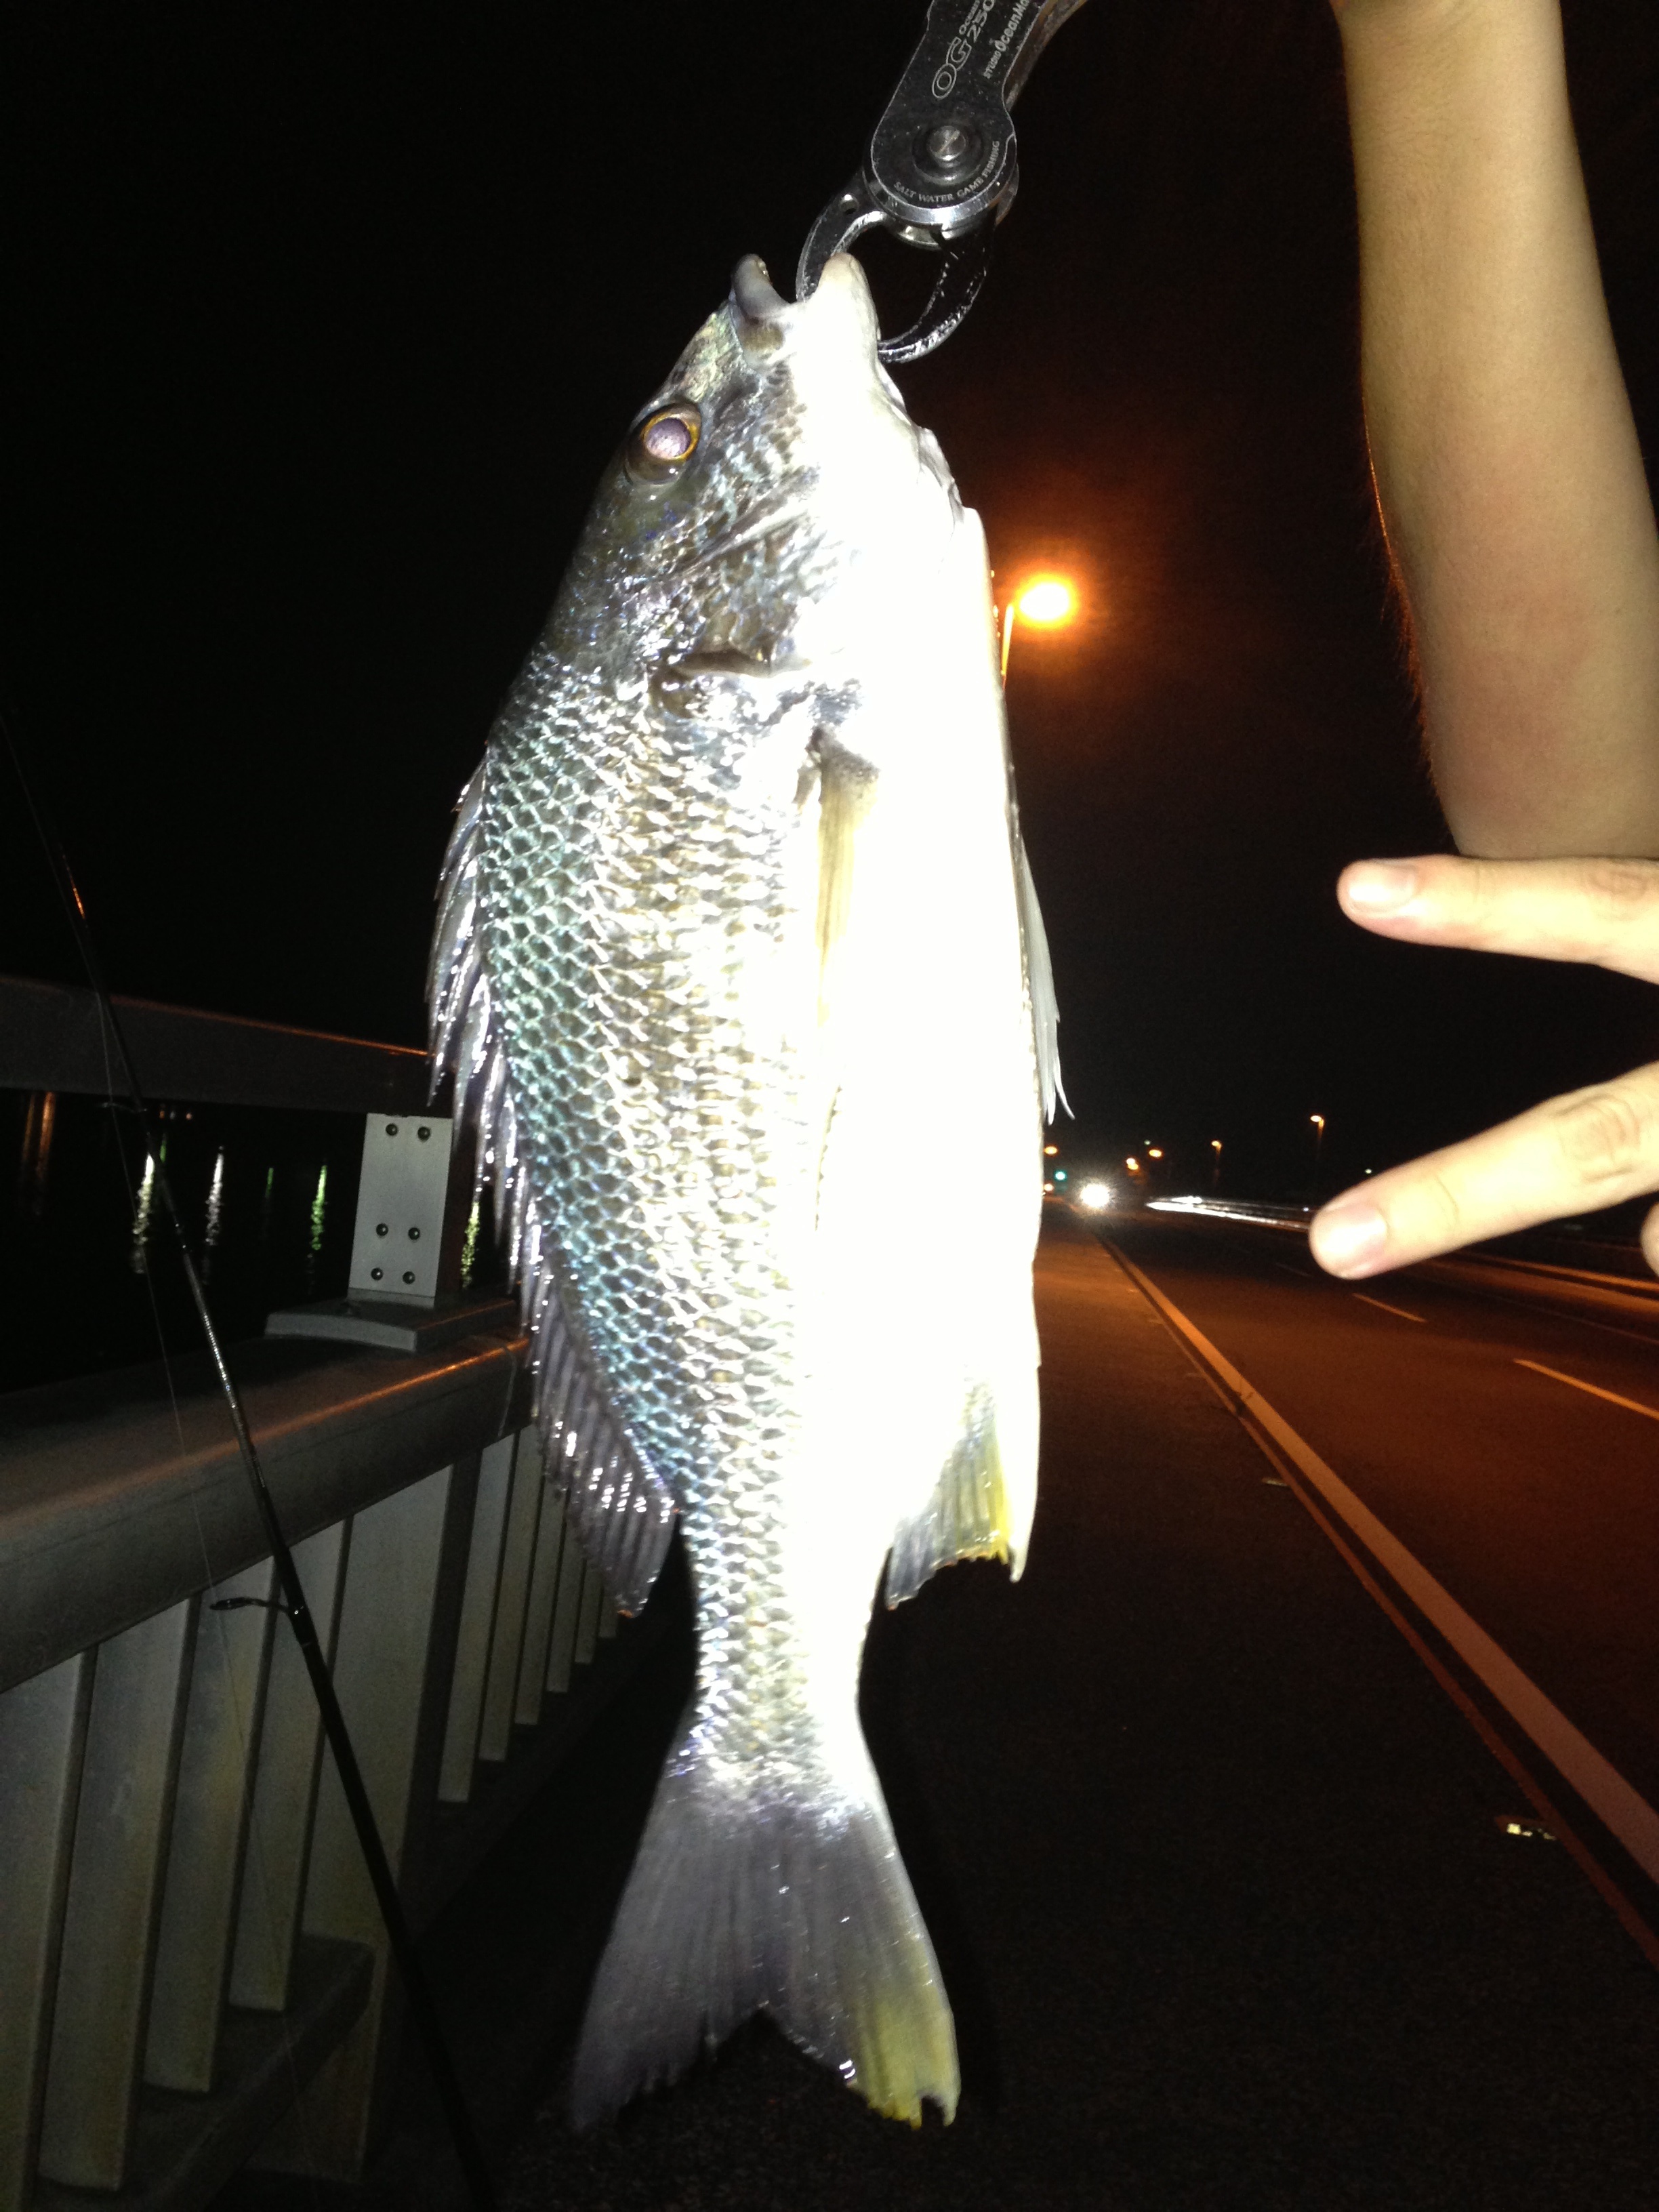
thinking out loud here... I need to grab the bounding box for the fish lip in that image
[732,255,788,324]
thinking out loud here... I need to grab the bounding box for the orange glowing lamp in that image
[1001,573,1080,678]
[1017,577,1076,626]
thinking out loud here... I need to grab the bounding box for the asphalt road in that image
[1103,1202,1659,1889]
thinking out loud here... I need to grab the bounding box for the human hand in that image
[1309,854,1659,1279]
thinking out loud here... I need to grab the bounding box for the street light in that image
[1310,1113,1326,1196]
[1001,574,1078,680]
[1210,1138,1223,1192]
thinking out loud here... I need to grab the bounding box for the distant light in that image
[1053,1169,1067,1182]
[1043,1180,1054,1193]
[1147,1147,1164,1160]
[1496,1814,1556,1841]
[1043,1143,1059,1157]
[1126,1156,1141,1172]
[1078,1181,1113,1211]
[1210,1139,1223,1153]
[1017,577,1075,627]
[1310,1114,1326,1130]
[1150,1197,1305,1226]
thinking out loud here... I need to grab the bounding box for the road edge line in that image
[1515,1357,1659,1424]
[1100,1235,1659,1899]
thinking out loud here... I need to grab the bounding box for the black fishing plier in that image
[796,0,1092,364]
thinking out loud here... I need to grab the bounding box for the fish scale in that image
[490,673,813,1659]
[429,251,1056,2127]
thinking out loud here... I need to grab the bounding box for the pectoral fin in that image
[812,728,877,1022]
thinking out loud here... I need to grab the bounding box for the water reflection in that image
[4,1094,367,1397]
[130,1153,157,1274]
[16,1091,56,1218]
[306,1164,328,1293]
[203,1148,226,1279]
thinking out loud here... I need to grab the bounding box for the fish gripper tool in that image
[796,0,1092,365]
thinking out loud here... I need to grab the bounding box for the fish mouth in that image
[730,251,880,356]
[732,255,788,324]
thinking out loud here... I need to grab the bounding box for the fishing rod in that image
[3,716,498,2212]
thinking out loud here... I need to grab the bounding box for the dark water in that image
[3,1088,371,1395]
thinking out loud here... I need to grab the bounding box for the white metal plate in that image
[348,1113,453,1305]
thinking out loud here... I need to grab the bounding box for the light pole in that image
[1001,575,1078,680]
[1309,1114,1326,1200]
[1210,1138,1223,1192]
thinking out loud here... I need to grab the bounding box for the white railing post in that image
[144,1557,279,2093]
[36,1601,197,2191]
[257,1454,479,2179]
[228,1523,352,2013]
[0,1652,91,2212]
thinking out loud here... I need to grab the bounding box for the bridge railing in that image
[0,979,653,2209]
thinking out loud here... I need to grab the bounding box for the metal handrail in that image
[0,1321,526,1698]
[1,973,430,1114]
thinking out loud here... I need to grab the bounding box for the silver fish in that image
[428,253,1060,2128]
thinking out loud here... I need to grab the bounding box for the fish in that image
[427,251,1061,2129]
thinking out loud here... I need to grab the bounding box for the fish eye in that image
[628,404,701,482]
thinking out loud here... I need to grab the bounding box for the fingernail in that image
[1310,1201,1387,1277]
[1343,861,1418,914]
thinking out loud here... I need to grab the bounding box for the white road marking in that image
[1514,1358,1659,1425]
[1105,1241,1659,1891]
[1271,1260,1311,1279]
[1352,1292,1427,1324]
[1426,1267,1659,1353]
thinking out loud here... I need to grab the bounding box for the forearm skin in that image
[1336,0,1659,856]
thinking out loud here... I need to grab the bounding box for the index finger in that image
[1338,854,1659,985]
[1309,1060,1659,1277]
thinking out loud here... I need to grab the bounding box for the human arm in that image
[1333,0,1659,855]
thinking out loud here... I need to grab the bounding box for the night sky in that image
[4,1,1658,1204]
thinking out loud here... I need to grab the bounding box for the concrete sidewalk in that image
[224,1211,1659,2210]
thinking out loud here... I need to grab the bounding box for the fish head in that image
[558,254,972,735]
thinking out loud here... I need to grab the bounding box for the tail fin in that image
[571,1738,959,2129]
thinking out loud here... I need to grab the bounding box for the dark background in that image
[3,0,1658,1204]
